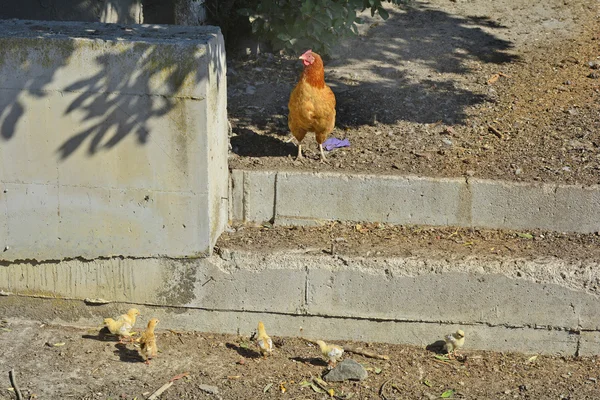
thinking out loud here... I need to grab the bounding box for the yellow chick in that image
[103,317,134,343]
[256,321,273,358]
[316,340,344,368]
[117,308,140,327]
[138,318,159,365]
[444,329,465,358]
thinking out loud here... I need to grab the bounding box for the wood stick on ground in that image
[147,382,173,400]
[345,346,390,360]
[9,369,23,400]
[488,126,503,139]
[379,379,392,400]
[148,372,189,399]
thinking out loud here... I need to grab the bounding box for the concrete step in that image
[2,224,599,355]
[230,169,600,233]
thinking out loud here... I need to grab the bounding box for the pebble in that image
[589,60,600,69]
[323,359,368,382]
[198,384,220,395]
[245,85,257,94]
[588,72,600,79]
[441,138,453,146]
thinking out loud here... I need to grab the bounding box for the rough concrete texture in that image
[2,248,600,354]
[0,296,582,356]
[0,20,228,261]
[230,169,600,233]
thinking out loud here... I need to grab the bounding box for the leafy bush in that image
[233,0,407,55]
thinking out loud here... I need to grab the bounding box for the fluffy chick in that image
[256,321,273,358]
[117,308,140,327]
[103,317,134,343]
[443,329,465,358]
[138,318,159,365]
[316,340,344,369]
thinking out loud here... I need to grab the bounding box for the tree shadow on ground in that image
[228,2,519,157]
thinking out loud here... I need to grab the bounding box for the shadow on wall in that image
[0,21,224,160]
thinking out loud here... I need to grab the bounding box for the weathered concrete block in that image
[0,20,228,261]
[275,171,469,226]
[230,170,276,223]
[306,266,582,329]
[233,169,600,234]
[471,179,600,233]
[579,331,600,356]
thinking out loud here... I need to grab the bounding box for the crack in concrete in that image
[0,254,205,267]
[4,292,593,334]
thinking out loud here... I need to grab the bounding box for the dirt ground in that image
[1,319,600,400]
[217,221,600,262]
[228,0,600,185]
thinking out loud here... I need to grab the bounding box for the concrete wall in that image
[2,248,599,355]
[230,169,600,233]
[0,19,228,261]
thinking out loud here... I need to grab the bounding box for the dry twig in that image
[9,369,23,400]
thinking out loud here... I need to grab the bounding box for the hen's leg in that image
[296,143,303,160]
[319,144,327,162]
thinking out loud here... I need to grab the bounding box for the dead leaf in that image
[487,74,500,84]
[263,383,273,393]
[441,389,455,398]
[310,383,326,394]
[53,342,66,347]
[423,379,433,387]
[374,367,382,374]
[527,355,538,363]
[517,232,533,239]
[327,388,336,397]
[280,382,287,393]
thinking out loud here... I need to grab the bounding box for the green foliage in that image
[236,0,408,55]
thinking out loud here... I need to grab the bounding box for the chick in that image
[138,318,159,365]
[117,308,140,327]
[316,340,344,369]
[256,321,273,358]
[443,329,465,358]
[103,317,134,343]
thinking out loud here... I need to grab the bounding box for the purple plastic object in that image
[323,137,350,151]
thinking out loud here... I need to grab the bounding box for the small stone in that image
[515,167,522,175]
[588,72,600,79]
[441,138,453,146]
[323,359,368,382]
[562,166,571,172]
[589,61,600,69]
[198,384,220,395]
[465,170,475,177]
[245,85,257,94]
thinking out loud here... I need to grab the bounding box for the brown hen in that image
[288,50,336,161]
